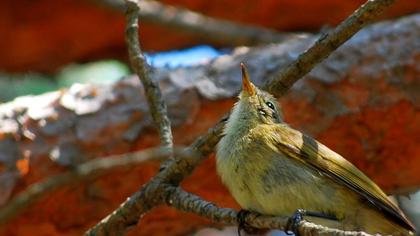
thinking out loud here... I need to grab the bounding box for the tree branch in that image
[265,0,396,97]
[0,146,187,225]
[125,0,173,150]
[95,0,301,46]
[165,187,374,236]
[85,1,177,235]
[86,0,397,235]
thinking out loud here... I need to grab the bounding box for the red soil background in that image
[1,0,419,72]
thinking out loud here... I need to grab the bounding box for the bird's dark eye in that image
[266,101,275,110]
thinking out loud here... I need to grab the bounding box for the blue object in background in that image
[145,45,225,68]
[0,45,226,102]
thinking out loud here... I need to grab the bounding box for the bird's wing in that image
[270,124,415,231]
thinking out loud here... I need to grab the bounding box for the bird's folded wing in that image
[271,124,415,231]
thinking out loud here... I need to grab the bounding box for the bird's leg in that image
[285,209,338,235]
[237,209,253,236]
[237,209,267,236]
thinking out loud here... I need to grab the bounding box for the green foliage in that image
[56,60,129,88]
[0,73,57,102]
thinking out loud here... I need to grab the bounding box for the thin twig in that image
[85,1,177,235]
[125,0,173,150]
[265,0,396,97]
[95,0,302,46]
[86,0,397,235]
[0,146,186,225]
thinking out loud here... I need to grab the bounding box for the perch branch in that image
[125,0,173,150]
[0,146,189,225]
[86,0,397,235]
[165,187,374,236]
[95,0,301,45]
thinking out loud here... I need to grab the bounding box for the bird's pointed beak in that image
[241,63,256,96]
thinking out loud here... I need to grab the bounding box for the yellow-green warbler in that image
[216,64,415,235]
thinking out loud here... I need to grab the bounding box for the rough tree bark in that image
[0,13,419,236]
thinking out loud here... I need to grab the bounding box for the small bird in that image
[216,63,415,235]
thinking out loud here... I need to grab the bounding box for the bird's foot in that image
[285,209,338,235]
[237,209,267,236]
[285,209,305,235]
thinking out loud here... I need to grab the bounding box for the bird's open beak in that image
[241,63,256,96]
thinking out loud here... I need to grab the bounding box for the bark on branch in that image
[166,187,375,236]
[125,0,173,151]
[265,0,396,97]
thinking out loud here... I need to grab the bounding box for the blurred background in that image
[1,0,419,101]
[0,0,419,235]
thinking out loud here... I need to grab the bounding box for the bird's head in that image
[229,63,283,128]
